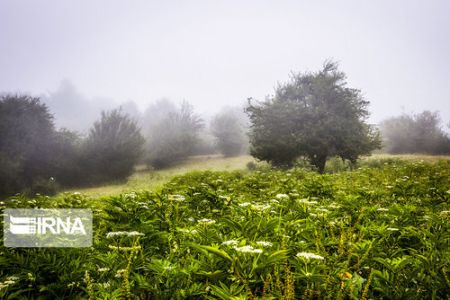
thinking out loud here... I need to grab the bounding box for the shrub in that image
[83,109,144,184]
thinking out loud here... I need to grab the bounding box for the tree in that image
[145,100,203,169]
[210,107,248,156]
[83,109,144,183]
[245,61,381,173]
[380,111,450,154]
[0,94,57,195]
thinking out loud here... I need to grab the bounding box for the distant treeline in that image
[0,94,249,197]
[1,71,449,196]
[380,111,450,155]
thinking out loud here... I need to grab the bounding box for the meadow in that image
[0,155,449,299]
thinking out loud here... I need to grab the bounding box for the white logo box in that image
[3,209,92,247]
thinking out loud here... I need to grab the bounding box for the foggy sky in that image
[1,0,449,125]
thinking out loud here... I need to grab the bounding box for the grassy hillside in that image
[64,155,258,197]
[64,154,450,198]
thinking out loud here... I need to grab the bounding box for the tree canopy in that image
[380,111,450,154]
[83,109,144,183]
[246,61,381,172]
[0,95,57,195]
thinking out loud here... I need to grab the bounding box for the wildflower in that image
[440,210,450,215]
[276,194,289,200]
[270,199,280,204]
[98,267,110,272]
[251,204,271,211]
[106,231,145,238]
[115,269,126,278]
[197,218,216,225]
[387,227,399,231]
[222,240,239,246]
[239,202,251,207]
[297,199,318,205]
[188,217,195,222]
[376,208,389,212]
[169,194,185,202]
[328,203,341,209]
[256,241,273,247]
[124,192,137,200]
[234,245,263,254]
[296,252,324,260]
[178,228,198,235]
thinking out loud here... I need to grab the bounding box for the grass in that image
[63,153,450,198]
[64,155,258,197]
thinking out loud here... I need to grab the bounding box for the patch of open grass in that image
[64,155,257,197]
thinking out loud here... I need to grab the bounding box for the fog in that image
[1,0,449,127]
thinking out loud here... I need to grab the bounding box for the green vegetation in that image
[65,155,257,197]
[1,158,449,299]
[246,61,381,172]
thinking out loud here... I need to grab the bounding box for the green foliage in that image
[1,160,449,298]
[380,110,450,154]
[246,61,381,172]
[0,94,57,196]
[83,109,144,184]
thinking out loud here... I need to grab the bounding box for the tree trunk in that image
[310,154,327,174]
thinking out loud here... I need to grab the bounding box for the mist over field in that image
[1,1,450,299]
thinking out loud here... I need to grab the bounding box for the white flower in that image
[387,227,399,231]
[270,199,280,204]
[328,203,341,209]
[276,194,289,200]
[6,276,19,281]
[193,192,201,196]
[115,269,126,278]
[296,252,324,260]
[440,210,450,215]
[188,217,195,222]
[376,208,389,212]
[197,218,216,225]
[239,202,251,207]
[178,228,198,235]
[222,240,239,246]
[251,204,271,211]
[98,267,110,272]
[106,231,145,238]
[124,192,137,200]
[234,245,263,254]
[297,199,318,205]
[256,241,273,247]
[169,194,185,202]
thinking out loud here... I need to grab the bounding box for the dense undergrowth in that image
[1,159,449,299]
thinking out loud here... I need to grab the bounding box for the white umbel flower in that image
[296,252,324,260]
